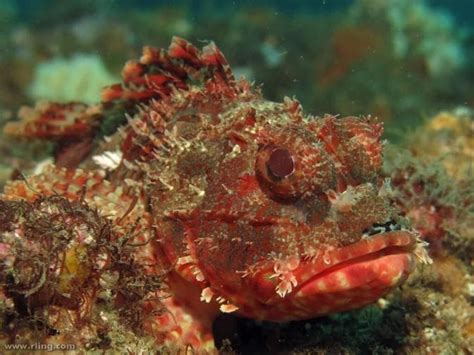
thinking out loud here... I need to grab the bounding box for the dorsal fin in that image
[101,36,236,104]
[3,102,101,139]
[4,38,237,139]
[3,38,242,170]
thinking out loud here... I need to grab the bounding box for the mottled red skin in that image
[2,37,419,352]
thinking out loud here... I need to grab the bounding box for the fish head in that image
[154,99,418,321]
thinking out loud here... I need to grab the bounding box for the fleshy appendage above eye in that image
[255,140,336,201]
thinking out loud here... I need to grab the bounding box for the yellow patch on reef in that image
[58,245,91,295]
[408,109,474,179]
[427,112,464,133]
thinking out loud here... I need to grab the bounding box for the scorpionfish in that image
[1,37,426,352]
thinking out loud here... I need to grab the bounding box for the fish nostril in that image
[362,220,402,236]
[267,148,295,179]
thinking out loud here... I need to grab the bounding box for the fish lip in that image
[292,230,417,296]
[249,230,417,306]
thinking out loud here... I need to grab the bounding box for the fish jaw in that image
[238,231,416,321]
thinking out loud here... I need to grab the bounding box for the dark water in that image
[10,0,474,26]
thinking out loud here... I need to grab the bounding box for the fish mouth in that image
[247,228,417,322]
[290,227,416,302]
[252,224,417,309]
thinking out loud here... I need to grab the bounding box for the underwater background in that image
[0,0,473,354]
[1,0,473,141]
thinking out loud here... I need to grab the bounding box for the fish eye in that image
[256,144,300,200]
[267,147,295,180]
[256,139,336,201]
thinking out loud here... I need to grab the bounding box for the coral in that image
[384,147,473,259]
[383,109,474,259]
[0,195,166,352]
[406,108,474,180]
[399,261,474,353]
[28,54,118,104]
